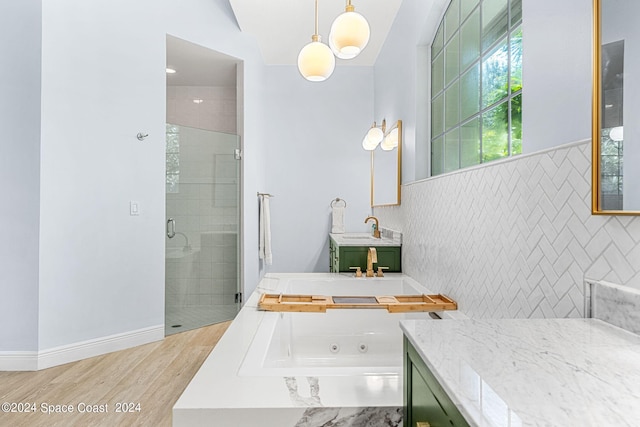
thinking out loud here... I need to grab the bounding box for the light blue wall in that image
[521,0,592,153]
[0,0,268,354]
[37,0,268,349]
[0,0,41,352]
[263,65,375,273]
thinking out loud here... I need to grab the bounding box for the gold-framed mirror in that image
[371,120,402,207]
[592,0,640,215]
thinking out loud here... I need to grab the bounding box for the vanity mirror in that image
[592,0,640,214]
[371,120,402,207]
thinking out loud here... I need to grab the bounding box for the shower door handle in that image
[167,218,176,238]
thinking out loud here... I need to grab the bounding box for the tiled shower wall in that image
[374,140,640,319]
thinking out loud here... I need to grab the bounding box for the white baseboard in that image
[0,325,164,371]
[0,351,39,371]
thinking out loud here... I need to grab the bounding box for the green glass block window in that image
[461,118,481,167]
[432,22,445,60]
[445,0,460,42]
[445,129,460,172]
[432,136,444,176]
[431,0,522,176]
[461,0,479,22]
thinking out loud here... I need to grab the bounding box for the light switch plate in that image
[130,201,140,216]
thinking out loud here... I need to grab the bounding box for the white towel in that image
[259,195,273,265]
[331,206,345,234]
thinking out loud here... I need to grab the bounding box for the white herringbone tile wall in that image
[374,140,640,319]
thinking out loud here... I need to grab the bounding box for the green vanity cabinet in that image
[329,238,401,273]
[404,337,469,427]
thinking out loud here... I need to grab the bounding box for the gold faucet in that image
[366,247,377,277]
[364,216,380,238]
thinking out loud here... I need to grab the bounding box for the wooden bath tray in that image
[258,293,457,313]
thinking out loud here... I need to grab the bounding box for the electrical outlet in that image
[130,201,140,216]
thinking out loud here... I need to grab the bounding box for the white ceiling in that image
[166,35,238,87]
[165,1,402,87]
[228,0,403,66]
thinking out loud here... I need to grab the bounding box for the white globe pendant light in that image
[329,1,370,59]
[330,31,357,60]
[298,0,335,82]
[298,35,335,82]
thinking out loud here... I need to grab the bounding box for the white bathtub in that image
[239,275,433,377]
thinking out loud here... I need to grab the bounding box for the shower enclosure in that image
[165,123,241,335]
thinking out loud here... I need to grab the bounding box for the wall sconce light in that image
[381,126,399,151]
[363,119,400,151]
[298,0,335,82]
[362,120,385,150]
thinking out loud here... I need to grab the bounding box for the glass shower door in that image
[165,124,240,335]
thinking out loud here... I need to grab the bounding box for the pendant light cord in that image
[315,0,319,36]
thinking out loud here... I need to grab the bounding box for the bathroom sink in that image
[342,235,373,240]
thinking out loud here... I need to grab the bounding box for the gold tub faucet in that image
[365,216,380,238]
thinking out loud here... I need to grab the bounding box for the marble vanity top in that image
[330,232,401,247]
[400,318,640,426]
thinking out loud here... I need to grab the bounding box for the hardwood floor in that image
[0,321,231,427]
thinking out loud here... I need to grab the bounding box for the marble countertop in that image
[330,232,401,247]
[400,318,640,426]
